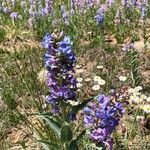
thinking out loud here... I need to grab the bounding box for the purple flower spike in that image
[83,94,125,149]
[42,32,77,115]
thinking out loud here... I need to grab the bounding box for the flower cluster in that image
[140,0,149,19]
[61,5,70,25]
[71,0,100,9]
[127,86,150,113]
[94,4,107,25]
[121,0,147,9]
[94,0,117,25]
[121,0,149,19]
[0,0,53,22]
[122,43,134,51]
[83,94,125,149]
[42,32,77,113]
[106,0,115,8]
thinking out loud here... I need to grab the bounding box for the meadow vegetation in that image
[0,0,150,149]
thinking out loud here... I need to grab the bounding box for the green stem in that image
[62,105,66,121]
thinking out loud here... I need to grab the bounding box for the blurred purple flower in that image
[61,5,70,25]
[106,0,115,7]
[10,12,18,19]
[122,43,134,51]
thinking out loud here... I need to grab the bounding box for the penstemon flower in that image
[140,1,149,19]
[61,5,70,25]
[42,32,77,114]
[95,4,107,25]
[106,0,115,8]
[83,94,125,149]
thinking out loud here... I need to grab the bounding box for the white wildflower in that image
[76,65,81,69]
[92,85,100,91]
[37,69,48,84]
[146,97,150,102]
[140,94,147,100]
[94,76,101,82]
[119,76,127,82]
[97,65,103,69]
[142,105,150,113]
[67,100,79,106]
[128,88,135,94]
[130,95,142,104]
[77,78,83,82]
[135,86,143,92]
[77,83,83,88]
[97,79,106,85]
[76,69,84,73]
[85,78,91,82]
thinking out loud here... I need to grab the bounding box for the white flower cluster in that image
[128,86,150,113]
[92,76,106,91]
[75,64,106,91]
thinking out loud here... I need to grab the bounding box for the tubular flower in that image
[94,5,107,25]
[83,94,125,149]
[61,5,70,25]
[42,32,77,114]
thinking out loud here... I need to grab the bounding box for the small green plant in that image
[128,49,140,87]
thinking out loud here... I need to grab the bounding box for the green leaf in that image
[30,112,63,125]
[69,140,78,150]
[68,130,86,150]
[39,115,61,138]
[60,122,73,142]
[37,140,59,149]
[33,131,51,150]
[86,144,103,150]
[28,112,53,116]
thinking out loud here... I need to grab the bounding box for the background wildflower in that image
[92,84,100,91]
[119,76,127,82]
[142,105,150,113]
[97,79,106,85]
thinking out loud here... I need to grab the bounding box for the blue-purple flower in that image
[83,94,125,149]
[42,32,77,114]
[95,5,107,25]
[10,12,18,19]
[61,5,70,25]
